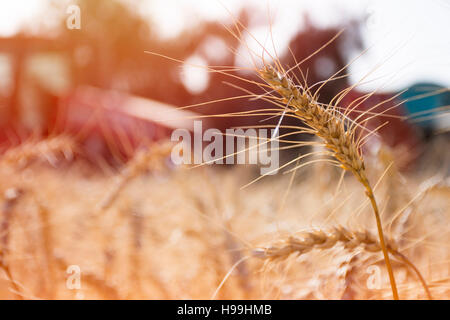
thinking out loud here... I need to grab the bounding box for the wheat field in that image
[0,135,448,299]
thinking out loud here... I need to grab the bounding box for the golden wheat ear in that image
[253,225,431,299]
[1,135,76,169]
[256,63,407,298]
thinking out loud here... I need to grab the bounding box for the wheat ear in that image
[1,135,75,168]
[253,226,397,260]
[259,65,401,298]
[253,226,431,299]
[98,141,174,210]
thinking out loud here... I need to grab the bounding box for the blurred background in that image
[0,0,449,170]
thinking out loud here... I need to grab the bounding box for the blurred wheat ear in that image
[253,225,431,299]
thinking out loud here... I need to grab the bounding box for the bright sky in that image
[140,0,450,91]
[0,1,44,36]
[0,0,449,91]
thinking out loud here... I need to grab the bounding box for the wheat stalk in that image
[259,64,400,299]
[0,188,24,299]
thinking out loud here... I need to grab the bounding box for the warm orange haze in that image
[0,0,448,300]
